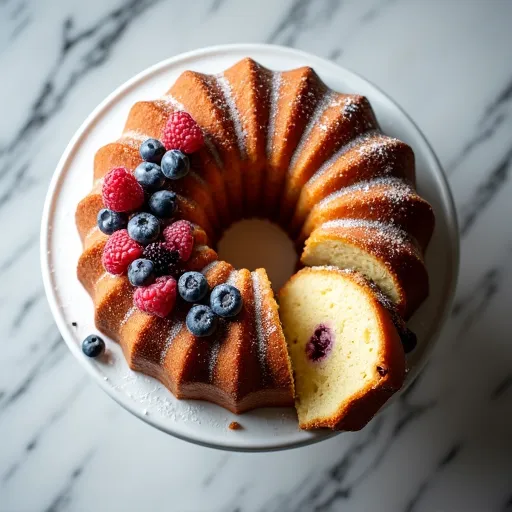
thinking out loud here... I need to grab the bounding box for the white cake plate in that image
[41,44,459,452]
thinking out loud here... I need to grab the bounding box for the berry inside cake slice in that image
[279,266,405,430]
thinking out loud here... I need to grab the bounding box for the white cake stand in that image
[40,44,459,452]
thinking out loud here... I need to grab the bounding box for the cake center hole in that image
[217,219,297,291]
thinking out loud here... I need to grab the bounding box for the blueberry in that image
[161,150,190,180]
[186,305,218,337]
[128,258,155,287]
[97,208,128,235]
[400,328,417,354]
[134,162,165,191]
[139,138,166,164]
[178,271,209,303]
[210,284,243,318]
[149,190,178,218]
[305,324,334,362]
[127,212,160,245]
[82,334,105,358]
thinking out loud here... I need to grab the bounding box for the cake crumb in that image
[229,421,242,430]
[71,322,77,327]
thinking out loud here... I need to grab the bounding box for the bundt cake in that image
[278,267,406,430]
[76,57,434,427]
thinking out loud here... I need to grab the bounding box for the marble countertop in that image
[1,0,511,510]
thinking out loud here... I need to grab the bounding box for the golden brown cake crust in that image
[75,58,433,423]
[302,220,429,319]
[297,177,435,251]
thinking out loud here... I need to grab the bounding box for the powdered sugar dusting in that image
[161,94,186,112]
[317,176,415,207]
[120,130,147,145]
[120,306,136,328]
[288,90,334,170]
[225,269,238,287]
[251,272,268,377]
[266,71,282,157]
[321,219,422,259]
[201,260,219,276]
[208,340,221,382]
[159,321,183,365]
[339,96,361,118]
[215,74,248,159]
[112,373,204,423]
[308,131,380,183]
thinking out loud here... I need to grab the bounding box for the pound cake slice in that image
[279,266,405,430]
[301,219,428,319]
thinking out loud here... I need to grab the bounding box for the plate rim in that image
[40,43,460,452]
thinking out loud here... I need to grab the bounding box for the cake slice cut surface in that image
[279,267,405,430]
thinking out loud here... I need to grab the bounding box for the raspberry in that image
[143,242,180,276]
[163,220,194,262]
[162,111,204,154]
[133,276,177,318]
[102,167,144,212]
[102,229,143,275]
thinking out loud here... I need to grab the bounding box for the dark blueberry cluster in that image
[98,136,194,290]
[98,137,189,240]
[179,275,243,337]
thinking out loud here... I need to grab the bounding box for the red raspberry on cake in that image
[102,167,144,212]
[102,229,143,275]
[134,276,177,318]
[162,111,204,154]
[163,220,194,262]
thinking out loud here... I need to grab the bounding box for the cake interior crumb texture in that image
[280,271,389,428]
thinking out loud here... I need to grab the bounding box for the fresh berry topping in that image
[210,284,243,318]
[133,276,177,318]
[139,138,166,164]
[142,242,179,276]
[102,229,143,275]
[186,305,218,337]
[162,111,204,154]
[161,150,190,180]
[178,271,209,303]
[149,190,178,218]
[163,220,194,261]
[128,258,156,287]
[127,212,161,246]
[400,328,417,353]
[102,167,144,212]
[82,334,105,358]
[305,324,334,362]
[134,162,165,191]
[97,208,128,235]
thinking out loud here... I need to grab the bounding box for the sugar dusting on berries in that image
[162,111,204,154]
[163,220,194,262]
[102,167,144,212]
[143,242,180,276]
[102,229,143,275]
[133,276,177,318]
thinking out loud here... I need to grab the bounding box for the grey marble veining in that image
[1,0,512,510]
